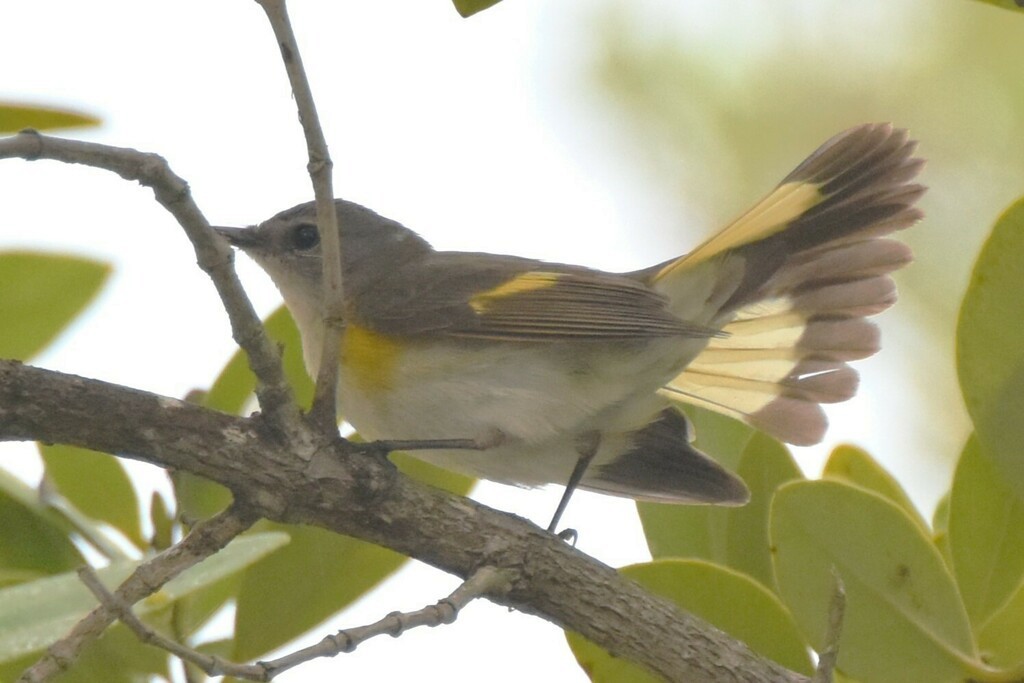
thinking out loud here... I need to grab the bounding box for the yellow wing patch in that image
[654,180,824,282]
[468,271,562,313]
[340,323,403,391]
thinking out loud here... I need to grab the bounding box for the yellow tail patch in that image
[655,180,824,282]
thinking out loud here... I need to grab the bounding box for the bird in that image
[216,123,925,533]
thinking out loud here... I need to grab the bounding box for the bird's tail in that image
[645,123,925,445]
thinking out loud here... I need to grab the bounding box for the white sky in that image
[0,0,960,681]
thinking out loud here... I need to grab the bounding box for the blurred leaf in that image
[39,444,144,549]
[971,0,1024,14]
[390,450,475,494]
[957,197,1024,500]
[771,480,983,683]
[0,532,286,665]
[823,444,928,532]
[452,0,502,18]
[932,491,954,568]
[162,530,292,646]
[0,532,284,667]
[233,452,473,660]
[205,305,313,414]
[682,404,756,472]
[639,430,800,591]
[933,491,951,533]
[0,252,110,361]
[722,433,802,588]
[0,557,131,663]
[172,469,233,524]
[174,571,240,640]
[233,523,404,660]
[0,103,100,133]
[565,559,813,681]
[150,491,174,551]
[0,623,170,683]
[181,307,313,522]
[949,435,1024,629]
[978,579,1024,668]
[0,469,82,585]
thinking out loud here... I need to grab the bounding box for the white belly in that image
[337,336,708,488]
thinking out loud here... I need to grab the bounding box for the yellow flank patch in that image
[340,324,403,391]
[468,271,561,313]
[655,181,825,281]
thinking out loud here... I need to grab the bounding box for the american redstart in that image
[216,123,924,532]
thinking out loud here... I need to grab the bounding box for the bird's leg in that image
[547,432,601,541]
[360,428,507,455]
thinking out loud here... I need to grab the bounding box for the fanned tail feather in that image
[651,123,924,445]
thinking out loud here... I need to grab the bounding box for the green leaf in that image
[957,196,1024,500]
[0,532,287,665]
[932,492,954,569]
[171,469,233,524]
[949,435,1024,629]
[451,0,502,18]
[933,491,951,534]
[771,480,984,683]
[0,103,100,133]
[232,451,472,660]
[390,450,475,494]
[0,469,82,585]
[0,623,170,683]
[978,579,1024,668]
[682,404,757,472]
[0,252,111,361]
[971,0,1024,14]
[233,523,404,660]
[639,430,800,590]
[721,433,803,587]
[565,559,813,681]
[179,308,312,522]
[205,305,313,414]
[150,492,174,551]
[823,444,928,532]
[173,570,241,640]
[39,444,144,549]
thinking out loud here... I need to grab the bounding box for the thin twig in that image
[262,565,514,678]
[0,132,304,437]
[18,504,257,683]
[813,568,847,683]
[77,563,512,682]
[255,0,343,432]
[78,566,266,680]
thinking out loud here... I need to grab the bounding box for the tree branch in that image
[0,131,305,438]
[255,0,344,430]
[0,359,806,683]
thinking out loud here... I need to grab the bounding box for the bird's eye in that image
[290,223,320,251]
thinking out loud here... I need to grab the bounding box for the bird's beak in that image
[213,225,259,248]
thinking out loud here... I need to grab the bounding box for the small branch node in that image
[813,567,847,683]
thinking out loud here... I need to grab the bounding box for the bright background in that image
[1,0,1022,680]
